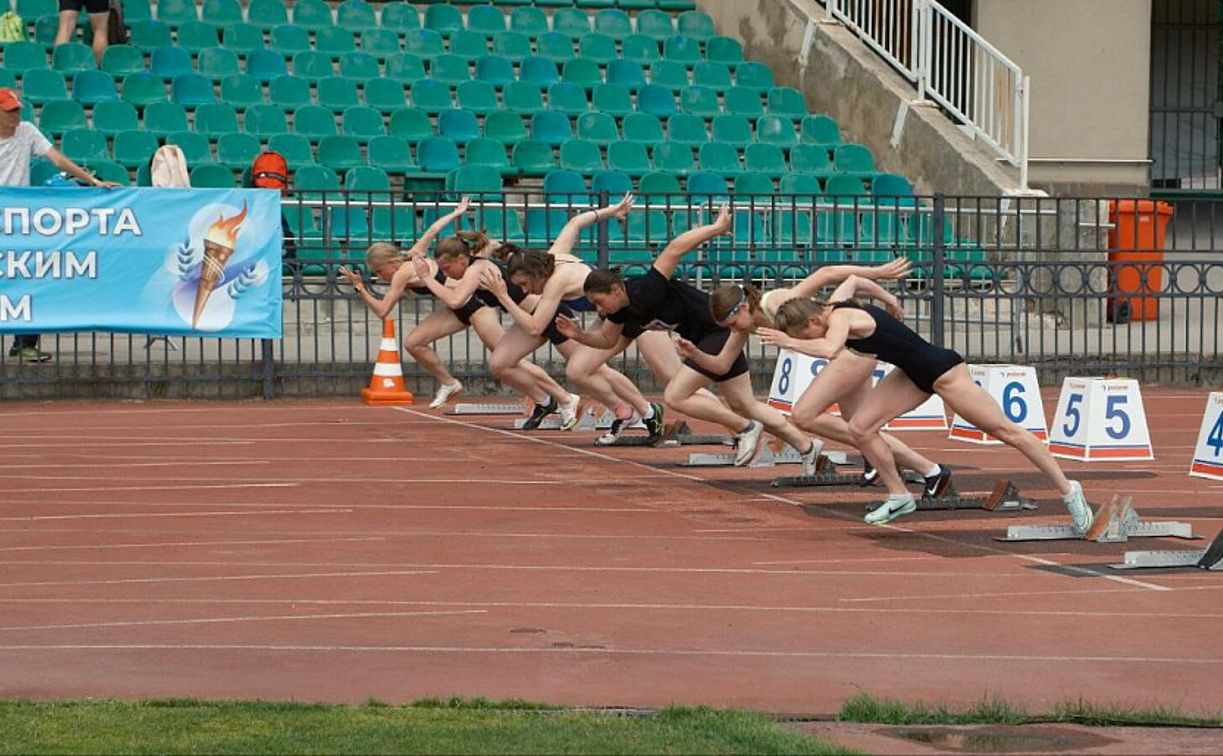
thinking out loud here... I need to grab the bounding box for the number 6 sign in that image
[1049,377,1154,461]
[950,364,1047,444]
[1189,392,1223,480]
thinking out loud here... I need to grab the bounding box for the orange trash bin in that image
[1107,199,1174,322]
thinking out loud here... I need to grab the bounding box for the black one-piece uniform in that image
[410,267,486,326]
[833,301,964,394]
[606,267,750,382]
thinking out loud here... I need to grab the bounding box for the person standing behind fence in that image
[53,0,111,65]
[0,87,118,363]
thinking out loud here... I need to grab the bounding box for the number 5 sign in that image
[1189,392,1223,480]
[1049,377,1154,461]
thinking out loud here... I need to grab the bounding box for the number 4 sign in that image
[1189,392,1223,480]
[1048,377,1154,461]
[950,364,1047,444]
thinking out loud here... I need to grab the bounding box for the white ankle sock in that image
[924,464,941,478]
[642,405,655,420]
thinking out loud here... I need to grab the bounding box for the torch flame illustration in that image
[192,203,248,328]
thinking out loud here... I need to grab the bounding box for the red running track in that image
[0,389,1220,716]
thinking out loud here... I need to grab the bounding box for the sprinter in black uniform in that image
[562,204,821,474]
[760,282,1094,533]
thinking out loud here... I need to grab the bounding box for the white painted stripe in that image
[0,461,271,471]
[0,483,298,494]
[0,509,347,522]
[0,569,436,588]
[0,537,386,553]
[0,441,255,449]
[0,609,486,633]
[379,338,398,352]
[372,362,403,377]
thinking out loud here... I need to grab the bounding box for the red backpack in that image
[251,151,289,190]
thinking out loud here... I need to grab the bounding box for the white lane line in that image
[0,643,1219,665]
[0,569,437,588]
[0,509,348,522]
[0,462,273,471]
[839,582,1223,603]
[0,537,387,553]
[0,502,655,513]
[0,609,487,633]
[1,477,565,485]
[0,403,363,418]
[0,483,299,494]
[0,442,255,449]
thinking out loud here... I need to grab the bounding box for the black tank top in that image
[833,301,928,363]
[475,258,527,308]
[409,267,447,296]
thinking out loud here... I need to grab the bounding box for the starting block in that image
[772,461,923,489]
[1110,528,1223,571]
[997,495,1196,543]
[449,402,525,415]
[866,479,1037,512]
[600,421,733,448]
[683,444,806,468]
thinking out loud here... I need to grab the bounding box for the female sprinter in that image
[760,291,1093,532]
[707,267,954,498]
[562,205,821,475]
[481,195,668,444]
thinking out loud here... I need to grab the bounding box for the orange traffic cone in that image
[360,319,415,406]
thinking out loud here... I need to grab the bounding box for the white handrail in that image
[822,0,1029,190]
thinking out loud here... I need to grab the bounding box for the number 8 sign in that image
[1189,392,1223,480]
[1048,377,1154,461]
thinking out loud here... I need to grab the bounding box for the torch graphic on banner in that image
[192,203,249,328]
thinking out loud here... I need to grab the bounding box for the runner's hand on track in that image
[757,327,794,350]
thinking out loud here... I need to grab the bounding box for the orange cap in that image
[0,88,22,112]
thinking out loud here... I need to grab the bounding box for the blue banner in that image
[0,187,283,339]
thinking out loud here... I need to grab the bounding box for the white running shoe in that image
[596,413,640,445]
[799,438,824,477]
[1063,480,1094,535]
[733,420,765,466]
[865,494,917,525]
[429,380,463,409]
[558,393,582,430]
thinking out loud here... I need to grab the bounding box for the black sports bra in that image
[832,300,925,365]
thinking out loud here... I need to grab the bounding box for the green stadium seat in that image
[744,143,786,177]
[591,169,631,196]
[648,59,688,91]
[474,55,515,87]
[245,49,288,82]
[591,82,632,117]
[52,42,95,73]
[295,163,340,193]
[593,9,631,37]
[467,4,507,35]
[543,169,588,200]
[535,32,574,64]
[825,174,867,197]
[100,45,144,77]
[773,207,814,245]
[521,56,560,86]
[345,164,390,189]
[129,20,173,52]
[800,114,840,145]
[483,109,527,143]
[244,103,289,138]
[342,105,385,137]
[637,83,676,117]
[404,29,445,60]
[291,0,333,30]
[547,81,588,115]
[779,172,821,194]
[697,142,740,176]
[464,136,510,172]
[85,159,131,186]
[652,142,694,174]
[172,72,217,105]
[166,129,212,163]
[676,10,715,40]
[217,132,261,168]
[734,61,773,92]
[617,0,655,9]
[39,100,86,137]
[478,208,525,243]
[270,24,310,55]
[199,48,240,81]
[768,86,807,118]
[293,104,338,141]
[560,139,603,173]
[269,74,311,109]
[339,52,379,81]
[638,171,682,202]
[61,128,109,162]
[679,85,718,117]
[337,0,377,32]
[176,21,220,54]
[530,110,571,145]
[423,4,463,36]
[509,6,548,37]
[724,86,764,117]
[450,165,503,198]
[366,77,408,112]
[268,132,316,168]
[757,114,798,147]
[157,0,199,25]
[361,29,401,59]
[706,36,744,65]
[666,112,707,145]
[91,100,139,136]
[438,107,479,144]
[119,0,151,22]
[292,51,333,81]
[636,10,674,40]
[833,143,874,176]
[576,111,617,145]
[448,30,489,62]
[196,0,242,26]
[619,209,669,243]
[385,53,427,83]
[693,61,731,91]
[16,0,55,19]
[658,0,698,11]
[71,69,118,104]
[318,134,364,169]
[380,2,420,33]
[371,205,415,243]
[429,53,470,84]
[621,34,660,65]
[608,140,649,176]
[788,144,832,175]
[417,135,460,172]
[150,45,191,80]
[0,70,15,91]
[871,172,913,199]
[562,58,603,89]
[316,27,357,57]
[710,114,750,148]
[368,135,415,172]
[622,112,663,145]
[20,69,68,104]
[553,8,591,38]
[389,107,432,142]
[409,78,453,112]
[194,102,239,137]
[142,101,188,136]
[492,31,532,62]
[190,163,236,187]
[526,206,567,243]
[512,139,557,175]
[504,81,545,113]
[579,32,618,65]
[248,0,288,28]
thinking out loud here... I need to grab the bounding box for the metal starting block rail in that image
[449,402,525,415]
[684,444,808,468]
[998,495,1195,543]
[599,421,732,448]
[1110,527,1223,570]
[506,409,600,432]
[908,479,1037,513]
[773,465,923,489]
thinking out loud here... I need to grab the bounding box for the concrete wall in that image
[974,0,1152,193]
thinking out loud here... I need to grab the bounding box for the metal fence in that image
[3,190,1222,399]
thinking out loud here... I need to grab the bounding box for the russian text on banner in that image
[1189,392,1223,480]
[0,187,283,338]
[1048,377,1154,461]
[949,364,1047,444]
